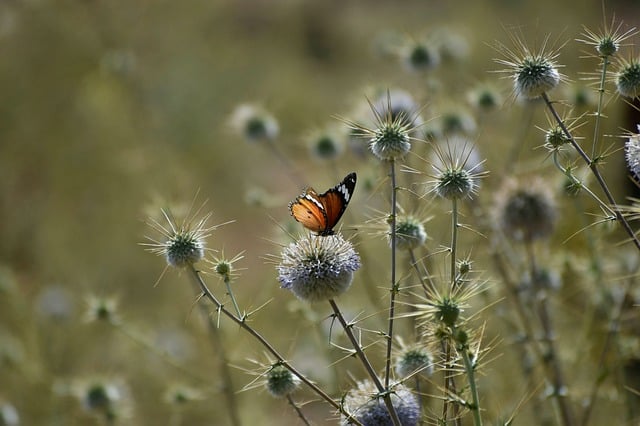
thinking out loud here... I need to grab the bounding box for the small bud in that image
[394,217,427,250]
[496,178,557,242]
[403,40,440,72]
[616,58,640,99]
[435,297,460,327]
[266,364,300,398]
[230,104,279,143]
[395,346,434,378]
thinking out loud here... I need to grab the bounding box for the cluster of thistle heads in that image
[137,17,640,426]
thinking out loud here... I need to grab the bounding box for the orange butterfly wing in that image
[289,189,328,234]
[289,172,356,236]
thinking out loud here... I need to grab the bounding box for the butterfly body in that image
[289,172,357,236]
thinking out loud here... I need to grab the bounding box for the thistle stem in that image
[590,56,609,158]
[186,265,364,426]
[459,338,483,426]
[385,159,399,391]
[329,299,402,426]
[286,395,312,426]
[542,92,640,251]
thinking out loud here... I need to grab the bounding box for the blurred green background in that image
[1,0,639,424]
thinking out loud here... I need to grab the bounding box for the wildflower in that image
[435,29,469,62]
[428,140,485,201]
[577,18,636,58]
[494,33,564,99]
[615,56,640,99]
[348,95,419,161]
[370,90,423,131]
[401,39,440,72]
[277,234,360,302]
[266,364,300,398]
[439,107,477,136]
[467,84,503,112]
[230,103,279,143]
[307,127,345,162]
[395,345,434,379]
[143,207,229,269]
[393,216,427,251]
[496,178,557,242]
[625,128,640,181]
[341,380,420,426]
[84,295,119,324]
[73,378,132,422]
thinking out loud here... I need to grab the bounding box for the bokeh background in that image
[2,0,640,425]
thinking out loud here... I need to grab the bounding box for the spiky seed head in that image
[370,120,412,161]
[165,232,205,268]
[616,58,640,99]
[266,365,300,398]
[515,55,561,99]
[230,104,279,143]
[394,217,427,250]
[341,380,420,426]
[544,125,571,150]
[309,131,344,161]
[404,41,440,72]
[468,85,502,112]
[435,297,460,327]
[395,346,434,378]
[625,129,640,182]
[496,178,557,242]
[277,234,360,303]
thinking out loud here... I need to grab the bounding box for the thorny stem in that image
[328,299,402,426]
[450,198,459,295]
[408,248,435,296]
[525,241,575,426]
[580,282,629,426]
[189,278,243,426]
[458,336,483,426]
[287,395,312,426]
[591,56,609,158]
[542,93,640,251]
[385,160,399,392]
[186,265,364,426]
[223,275,243,319]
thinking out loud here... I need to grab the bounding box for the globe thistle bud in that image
[617,57,640,99]
[496,178,557,242]
[577,20,637,59]
[467,84,503,112]
[75,378,131,422]
[341,381,420,426]
[277,234,360,303]
[307,128,345,162]
[266,364,300,398]
[395,346,434,378]
[164,232,205,268]
[544,125,571,151]
[402,40,440,72]
[429,138,485,201]
[370,90,423,131]
[370,119,412,161]
[435,297,460,327]
[230,103,279,143]
[494,35,564,100]
[440,107,477,136]
[625,129,640,182]
[393,216,427,251]
[84,295,119,324]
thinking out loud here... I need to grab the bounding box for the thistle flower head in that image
[209,251,245,282]
[143,204,230,269]
[495,178,557,242]
[347,94,422,161]
[265,364,300,398]
[577,18,636,58]
[467,83,503,112]
[277,234,360,303]
[427,139,486,201]
[401,38,441,72]
[341,380,420,426]
[307,127,345,162]
[615,56,640,99]
[395,344,434,379]
[393,216,428,251]
[439,106,477,136]
[84,295,119,324]
[230,103,279,143]
[494,33,564,100]
[625,127,640,182]
[73,378,132,422]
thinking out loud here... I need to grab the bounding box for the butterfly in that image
[289,172,357,236]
